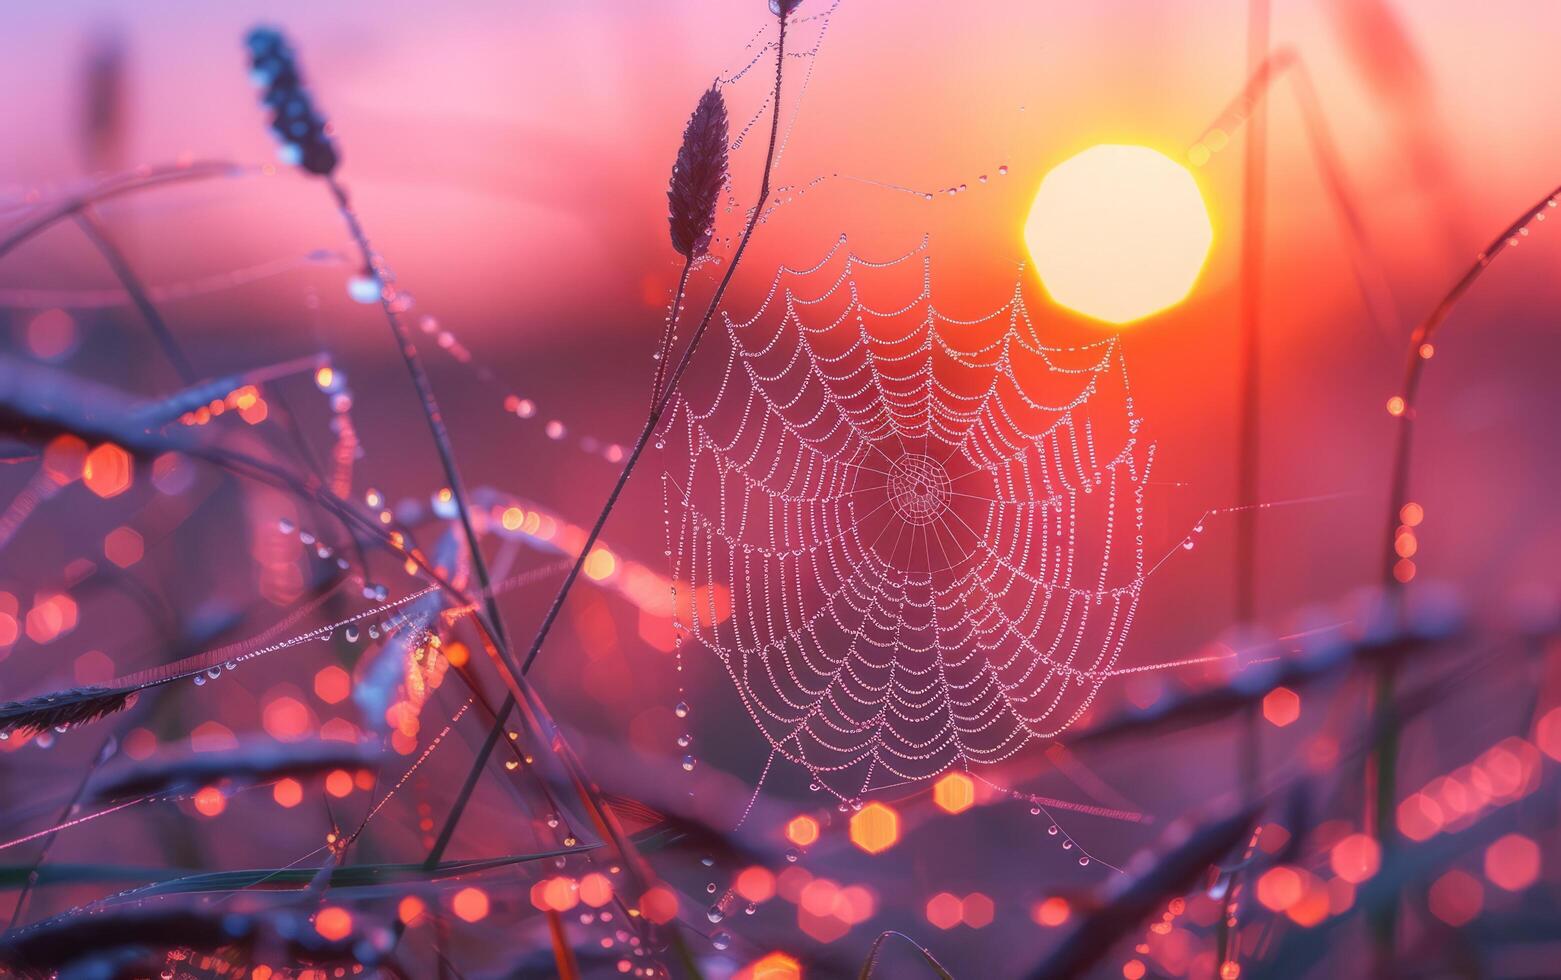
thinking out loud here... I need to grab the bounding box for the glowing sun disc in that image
[1024,144,1213,326]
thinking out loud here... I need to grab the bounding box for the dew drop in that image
[674,701,689,719]
[712,931,731,950]
[784,847,800,863]
[347,274,382,304]
[681,755,697,772]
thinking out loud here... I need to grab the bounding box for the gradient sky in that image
[2,0,1559,735]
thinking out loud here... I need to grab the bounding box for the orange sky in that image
[1,0,1558,645]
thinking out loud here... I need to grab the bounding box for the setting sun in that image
[1024,144,1213,325]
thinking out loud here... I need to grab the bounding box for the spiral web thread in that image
[659,235,1154,806]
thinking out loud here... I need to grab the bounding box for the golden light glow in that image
[583,547,617,581]
[932,772,975,814]
[1025,144,1212,325]
[83,443,133,498]
[315,906,353,941]
[785,814,820,848]
[452,886,490,922]
[742,952,802,980]
[848,801,900,854]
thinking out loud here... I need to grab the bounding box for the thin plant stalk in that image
[651,259,694,408]
[6,735,117,929]
[545,909,581,980]
[522,19,787,679]
[1366,179,1561,968]
[4,206,392,922]
[1221,1,1269,973]
[0,161,247,263]
[429,14,790,865]
[1191,51,1399,344]
[321,175,510,656]
[1234,0,1270,701]
[73,209,197,383]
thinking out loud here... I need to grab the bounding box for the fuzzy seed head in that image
[244,26,338,176]
[667,85,730,259]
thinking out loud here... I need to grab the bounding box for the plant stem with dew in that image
[428,14,791,864]
[323,176,510,657]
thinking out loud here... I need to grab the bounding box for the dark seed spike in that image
[242,25,337,176]
[667,85,730,259]
[0,687,137,738]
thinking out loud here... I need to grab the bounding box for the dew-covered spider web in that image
[659,235,1154,804]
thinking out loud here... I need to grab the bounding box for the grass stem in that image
[428,13,790,873]
[322,176,511,657]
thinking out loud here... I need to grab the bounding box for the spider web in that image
[659,235,1154,802]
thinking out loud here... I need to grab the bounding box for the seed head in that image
[667,85,729,259]
[244,27,338,176]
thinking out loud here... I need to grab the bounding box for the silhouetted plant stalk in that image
[72,209,197,383]
[1221,0,1270,973]
[653,84,729,406]
[1366,179,1561,966]
[0,161,248,262]
[1190,50,1399,343]
[1024,802,1262,980]
[431,9,790,863]
[6,735,116,929]
[244,28,510,662]
[522,18,785,679]
[858,930,955,980]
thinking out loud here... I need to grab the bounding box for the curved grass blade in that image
[0,905,379,976]
[858,930,956,980]
[1023,803,1261,980]
[1068,594,1464,748]
[89,738,377,802]
[0,848,598,898]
